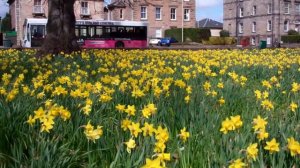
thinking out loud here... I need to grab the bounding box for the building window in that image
[81,1,89,15]
[267,37,272,45]
[155,7,161,20]
[141,6,147,19]
[155,29,162,38]
[184,9,190,21]
[284,20,289,32]
[284,2,290,14]
[267,20,272,31]
[170,8,176,20]
[239,22,243,34]
[120,9,123,19]
[296,3,300,15]
[239,7,244,17]
[33,0,43,13]
[268,3,272,14]
[34,0,41,5]
[251,37,256,45]
[252,22,256,33]
[252,6,256,15]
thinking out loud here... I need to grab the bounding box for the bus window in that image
[118,27,125,32]
[126,27,134,33]
[31,25,46,39]
[134,27,147,40]
[95,26,103,38]
[111,27,117,33]
[80,26,87,37]
[75,26,79,37]
[89,26,95,38]
[27,24,31,42]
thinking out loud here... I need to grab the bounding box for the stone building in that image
[8,0,105,45]
[106,0,196,38]
[223,0,300,46]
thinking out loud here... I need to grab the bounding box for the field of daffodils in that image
[0,49,300,167]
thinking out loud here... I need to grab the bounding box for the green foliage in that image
[220,30,230,37]
[287,30,299,36]
[281,35,300,43]
[1,13,12,32]
[204,37,236,45]
[164,28,211,43]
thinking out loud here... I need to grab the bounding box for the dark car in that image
[158,37,178,46]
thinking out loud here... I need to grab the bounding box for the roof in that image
[197,18,223,29]
[107,0,132,9]
[24,18,48,26]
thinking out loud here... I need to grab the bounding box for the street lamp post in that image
[182,0,184,44]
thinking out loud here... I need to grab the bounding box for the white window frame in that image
[284,20,289,32]
[251,37,256,45]
[267,37,272,45]
[155,29,162,38]
[141,6,147,20]
[155,7,162,20]
[239,7,244,17]
[184,8,190,21]
[268,3,272,14]
[252,6,256,15]
[34,0,41,5]
[284,2,290,14]
[33,0,43,13]
[252,22,256,33]
[239,22,243,34]
[296,3,300,15]
[170,8,176,20]
[267,20,272,31]
[81,1,89,15]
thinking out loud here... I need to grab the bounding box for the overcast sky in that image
[0,0,8,18]
[0,0,223,22]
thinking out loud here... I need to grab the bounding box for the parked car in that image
[149,37,161,46]
[158,37,178,46]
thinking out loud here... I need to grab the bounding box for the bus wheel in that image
[115,41,124,48]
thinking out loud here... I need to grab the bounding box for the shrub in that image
[198,29,211,41]
[287,30,299,35]
[165,28,211,43]
[220,30,230,37]
[224,37,236,45]
[281,35,300,43]
[206,37,236,45]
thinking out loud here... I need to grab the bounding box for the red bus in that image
[75,20,148,48]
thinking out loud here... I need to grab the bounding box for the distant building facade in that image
[223,0,300,46]
[106,0,196,38]
[8,0,105,45]
[197,18,223,36]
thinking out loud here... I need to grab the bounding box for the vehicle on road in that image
[149,37,161,46]
[22,18,148,49]
[158,37,178,46]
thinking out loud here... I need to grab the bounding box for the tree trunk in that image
[39,0,80,56]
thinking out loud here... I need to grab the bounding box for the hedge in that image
[203,37,236,45]
[281,35,300,43]
[164,28,211,43]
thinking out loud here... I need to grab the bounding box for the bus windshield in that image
[31,25,46,39]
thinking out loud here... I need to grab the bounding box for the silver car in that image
[149,37,161,46]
